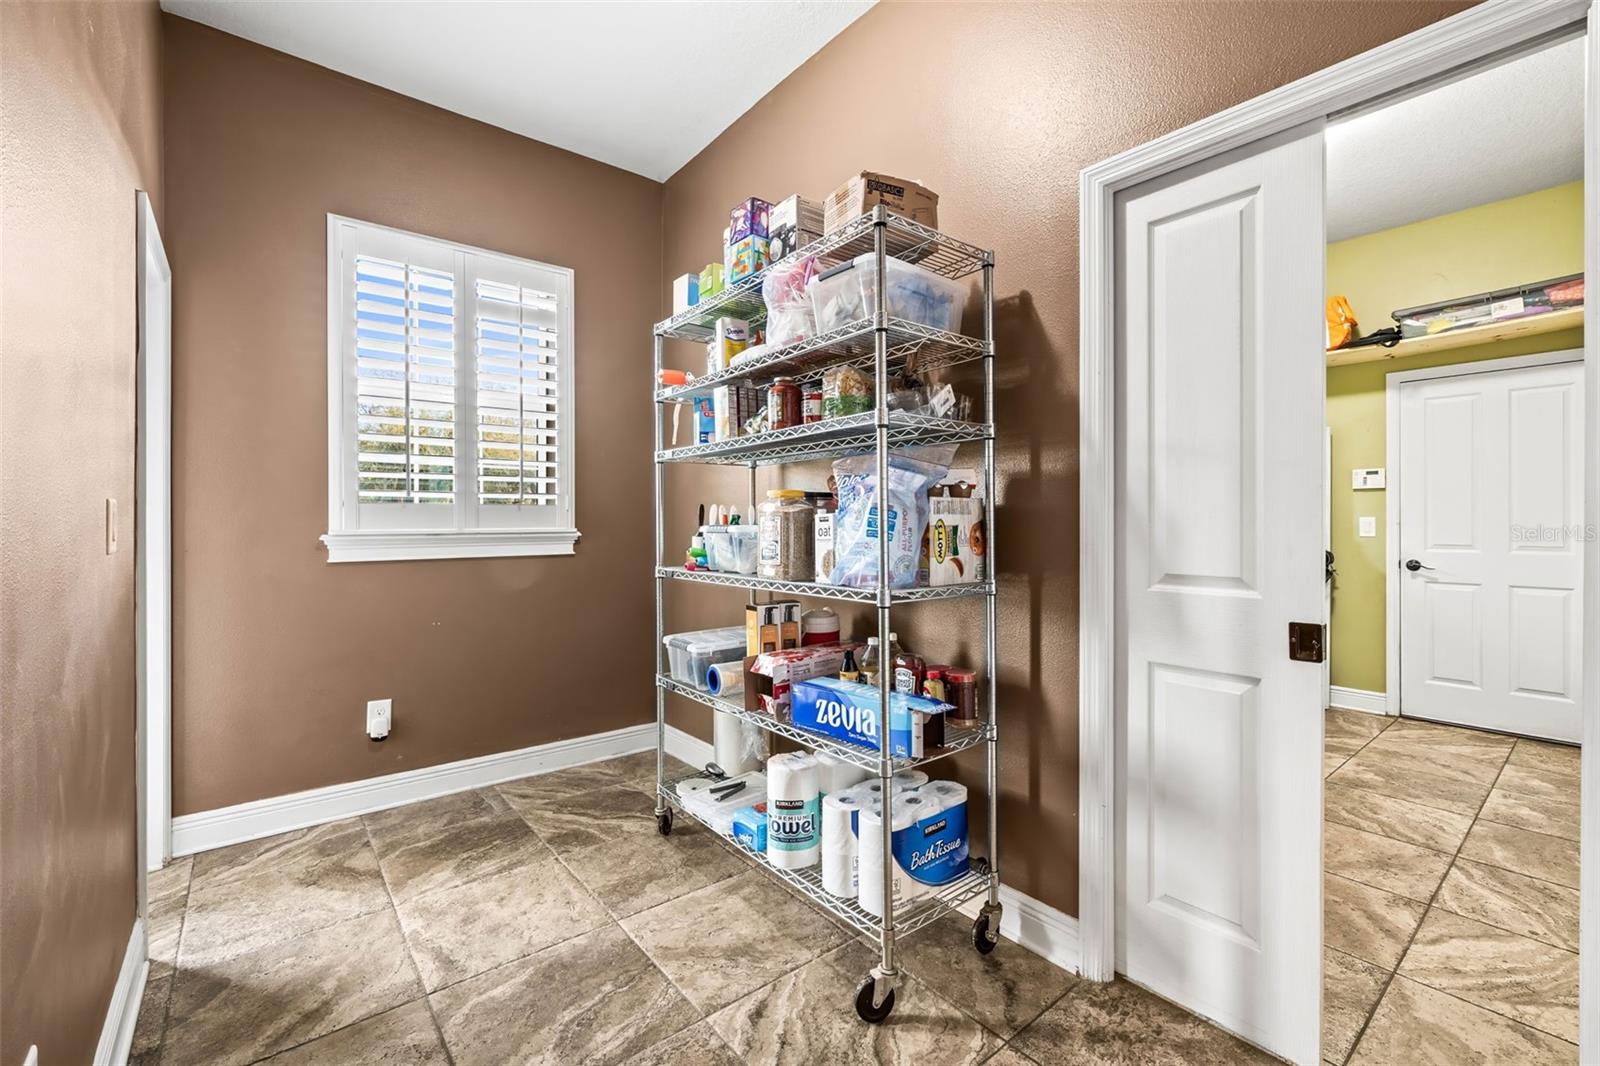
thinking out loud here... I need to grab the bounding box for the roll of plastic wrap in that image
[706,660,745,698]
[856,792,926,917]
[766,752,821,869]
[816,753,872,796]
[713,711,760,775]
[821,789,870,897]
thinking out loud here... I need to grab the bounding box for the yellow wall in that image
[1326,181,1584,695]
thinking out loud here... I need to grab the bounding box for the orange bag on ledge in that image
[1326,295,1358,351]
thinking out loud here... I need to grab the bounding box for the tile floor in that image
[131,718,1580,1065]
[1322,708,1580,1065]
[133,750,1274,1066]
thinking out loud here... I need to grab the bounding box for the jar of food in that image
[803,389,823,423]
[758,489,814,580]
[945,668,979,728]
[768,377,801,430]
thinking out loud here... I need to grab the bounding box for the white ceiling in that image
[161,0,874,182]
[1326,37,1584,242]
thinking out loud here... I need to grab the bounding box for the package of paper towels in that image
[821,786,871,897]
[766,752,821,869]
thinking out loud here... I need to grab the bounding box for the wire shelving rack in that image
[651,206,1000,1023]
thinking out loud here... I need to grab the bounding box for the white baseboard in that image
[959,881,1081,975]
[172,723,658,856]
[95,919,147,1066]
[1329,685,1389,716]
[664,724,714,768]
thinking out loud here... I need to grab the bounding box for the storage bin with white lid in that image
[663,626,748,690]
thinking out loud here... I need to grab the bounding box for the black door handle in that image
[1404,559,1434,572]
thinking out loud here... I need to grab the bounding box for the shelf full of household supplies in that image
[655,674,990,772]
[653,175,1003,1025]
[657,766,993,940]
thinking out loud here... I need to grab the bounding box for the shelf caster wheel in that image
[972,912,999,955]
[854,974,896,1024]
[972,856,992,877]
[656,809,673,836]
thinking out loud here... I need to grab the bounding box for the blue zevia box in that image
[790,677,950,758]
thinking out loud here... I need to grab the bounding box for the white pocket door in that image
[1397,358,1584,742]
[1115,123,1326,1065]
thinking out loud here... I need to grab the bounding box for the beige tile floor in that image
[132,750,1275,1066]
[1323,708,1580,1065]
[130,720,1580,1065]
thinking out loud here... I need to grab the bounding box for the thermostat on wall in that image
[1351,468,1385,490]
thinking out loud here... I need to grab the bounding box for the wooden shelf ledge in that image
[1327,306,1584,367]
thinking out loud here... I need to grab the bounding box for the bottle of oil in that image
[860,637,881,686]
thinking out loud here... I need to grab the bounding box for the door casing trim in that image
[1077,1,1598,1059]
[1384,348,1585,726]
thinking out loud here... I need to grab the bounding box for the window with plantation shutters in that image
[323,216,578,562]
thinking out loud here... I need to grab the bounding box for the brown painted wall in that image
[162,18,662,814]
[0,1,163,1062]
[660,0,1468,916]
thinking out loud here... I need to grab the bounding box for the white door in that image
[1398,357,1584,742]
[136,191,172,876]
[1115,122,1326,1065]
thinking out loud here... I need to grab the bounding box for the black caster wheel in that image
[854,974,895,1023]
[972,912,998,955]
[656,809,673,836]
[972,856,992,877]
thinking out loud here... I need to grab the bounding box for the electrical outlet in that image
[106,498,118,554]
[366,699,391,741]
[1358,516,1377,538]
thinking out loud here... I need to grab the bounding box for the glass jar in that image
[758,489,814,580]
[768,376,801,430]
[945,668,979,728]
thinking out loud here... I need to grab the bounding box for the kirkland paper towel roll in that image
[821,789,869,897]
[857,793,925,917]
[766,752,821,869]
[816,753,872,796]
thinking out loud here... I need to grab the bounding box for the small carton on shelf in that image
[713,382,761,441]
[928,488,985,586]
[769,194,823,261]
[813,509,835,583]
[671,273,699,315]
[730,197,772,243]
[727,235,770,283]
[708,317,749,374]
[745,600,799,656]
[700,262,725,299]
[743,642,857,717]
[824,171,939,233]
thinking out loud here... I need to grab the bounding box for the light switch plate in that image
[1358,516,1377,538]
[1351,468,1385,490]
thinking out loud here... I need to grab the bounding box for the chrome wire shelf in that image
[655,675,990,772]
[657,566,993,604]
[658,412,990,467]
[658,770,993,940]
[655,210,993,342]
[657,320,986,404]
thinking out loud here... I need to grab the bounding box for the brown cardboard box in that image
[824,171,939,233]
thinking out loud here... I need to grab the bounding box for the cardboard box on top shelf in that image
[824,171,939,234]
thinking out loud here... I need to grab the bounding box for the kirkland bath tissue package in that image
[900,781,970,890]
[790,677,952,758]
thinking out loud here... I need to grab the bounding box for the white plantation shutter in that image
[325,217,577,561]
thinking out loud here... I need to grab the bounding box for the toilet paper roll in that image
[766,752,821,869]
[713,711,760,776]
[821,790,869,897]
[706,660,745,698]
[856,793,924,917]
[918,779,969,810]
[816,753,872,796]
[858,769,929,797]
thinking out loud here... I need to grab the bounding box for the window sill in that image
[321,529,580,563]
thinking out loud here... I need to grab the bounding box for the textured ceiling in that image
[1327,37,1584,242]
[161,0,875,181]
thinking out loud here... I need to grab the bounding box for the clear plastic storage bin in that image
[664,626,748,690]
[807,254,970,334]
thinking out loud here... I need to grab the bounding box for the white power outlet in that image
[366,699,392,741]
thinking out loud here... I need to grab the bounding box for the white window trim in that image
[322,215,580,563]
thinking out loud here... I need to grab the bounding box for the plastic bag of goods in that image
[828,447,954,589]
[762,256,820,347]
